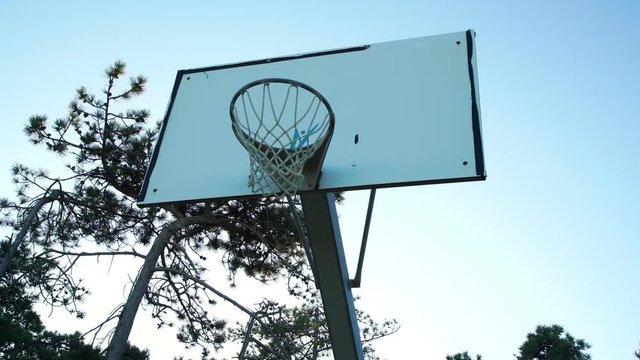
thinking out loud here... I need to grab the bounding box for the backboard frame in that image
[137,29,485,206]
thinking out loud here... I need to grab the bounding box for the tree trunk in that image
[107,215,220,360]
[0,195,52,280]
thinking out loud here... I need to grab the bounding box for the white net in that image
[230,80,334,196]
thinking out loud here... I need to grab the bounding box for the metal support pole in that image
[300,192,364,360]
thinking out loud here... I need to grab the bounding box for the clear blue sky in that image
[1,1,639,359]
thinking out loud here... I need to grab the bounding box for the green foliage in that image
[446,351,482,360]
[121,345,151,360]
[2,61,398,359]
[228,297,398,360]
[516,325,590,360]
[0,242,148,359]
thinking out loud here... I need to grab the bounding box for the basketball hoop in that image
[230,79,335,196]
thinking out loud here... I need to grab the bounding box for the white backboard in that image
[138,30,485,205]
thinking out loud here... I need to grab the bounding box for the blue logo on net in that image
[289,124,320,150]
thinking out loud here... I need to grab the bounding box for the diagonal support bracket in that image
[349,188,376,288]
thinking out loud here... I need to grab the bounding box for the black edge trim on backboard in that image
[137,70,186,202]
[137,175,487,208]
[181,45,370,75]
[466,30,485,177]
[137,45,371,203]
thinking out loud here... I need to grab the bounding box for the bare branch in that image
[153,265,261,325]
[38,248,146,260]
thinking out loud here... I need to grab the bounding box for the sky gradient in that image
[1,1,639,359]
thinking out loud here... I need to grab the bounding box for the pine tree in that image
[0,61,397,359]
[0,243,149,359]
[446,351,482,360]
[516,325,590,360]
